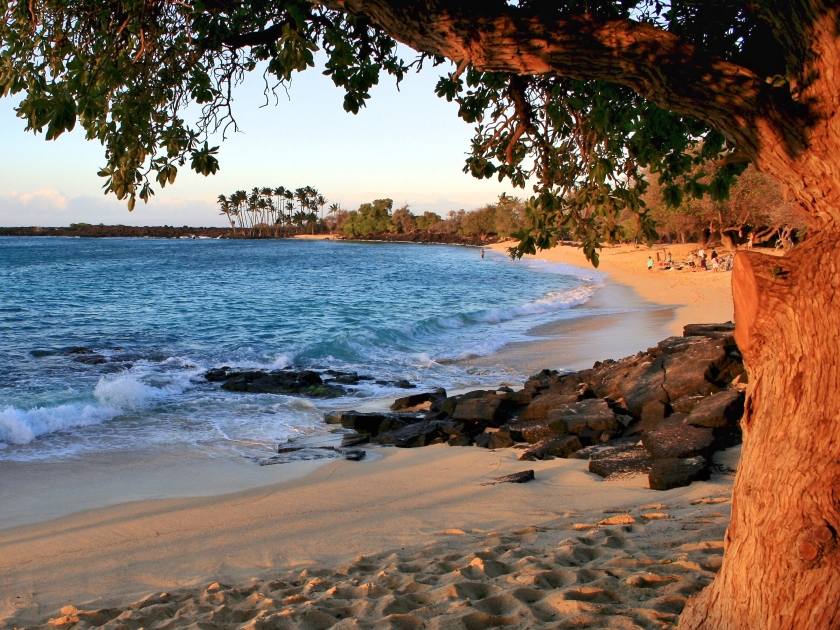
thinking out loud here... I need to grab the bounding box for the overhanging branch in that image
[222,23,286,49]
[315,0,807,163]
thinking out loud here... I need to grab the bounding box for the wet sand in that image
[462,279,677,376]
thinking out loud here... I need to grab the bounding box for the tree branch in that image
[316,1,808,166]
[222,23,286,49]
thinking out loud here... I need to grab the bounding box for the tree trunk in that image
[679,229,840,629]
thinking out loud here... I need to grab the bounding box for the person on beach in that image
[700,255,707,270]
[647,256,654,271]
[712,256,720,272]
[480,249,485,258]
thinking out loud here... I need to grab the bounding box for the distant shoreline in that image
[1,225,250,238]
[0,226,500,245]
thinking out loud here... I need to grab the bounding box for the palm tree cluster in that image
[216,186,331,236]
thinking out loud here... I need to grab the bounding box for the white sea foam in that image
[93,372,193,411]
[211,350,298,371]
[269,353,296,369]
[286,398,317,411]
[0,404,121,445]
[459,283,599,327]
[427,284,603,363]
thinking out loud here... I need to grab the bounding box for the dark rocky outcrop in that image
[390,389,447,411]
[372,420,448,447]
[683,322,736,339]
[447,433,473,447]
[494,470,535,484]
[685,389,745,428]
[505,418,568,444]
[474,430,515,450]
[205,367,416,398]
[669,392,707,414]
[648,457,711,490]
[453,397,503,424]
[336,411,426,436]
[642,418,715,459]
[204,367,231,382]
[588,442,653,480]
[322,322,744,489]
[519,435,583,461]
[217,369,346,397]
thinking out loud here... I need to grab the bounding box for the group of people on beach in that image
[647,248,733,273]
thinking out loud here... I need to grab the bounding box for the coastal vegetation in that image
[340,195,527,240]
[216,186,327,236]
[4,1,840,627]
[211,191,530,242]
[638,166,807,250]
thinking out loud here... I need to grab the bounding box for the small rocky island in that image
[326,323,745,491]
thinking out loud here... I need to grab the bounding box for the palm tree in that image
[260,187,274,233]
[284,189,294,220]
[255,201,265,235]
[316,194,327,223]
[273,186,286,236]
[215,185,333,237]
[285,200,295,231]
[217,194,237,234]
[294,188,309,233]
[248,188,261,235]
[327,202,340,234]
[306,210,318,235]
[231,190,248,232]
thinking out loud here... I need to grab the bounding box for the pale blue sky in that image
[0,54,520,227]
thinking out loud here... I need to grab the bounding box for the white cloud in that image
[0,185,518,228]
[2,188,68,209]
[0,189,228,228]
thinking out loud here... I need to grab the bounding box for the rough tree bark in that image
[309,1,840,627]
[679,231,840,630]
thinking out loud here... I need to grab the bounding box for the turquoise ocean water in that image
[0,237,608,462]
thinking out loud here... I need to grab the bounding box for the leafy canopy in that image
[342,198,394,236]
[1,0,770,261]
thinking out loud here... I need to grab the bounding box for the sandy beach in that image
[0,240,738,629]
[1,443,739,629]
[491,241,734,338]
[460,242,735,376]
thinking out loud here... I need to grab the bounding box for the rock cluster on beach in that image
[330,323,745,491]
[203,367,416,398]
